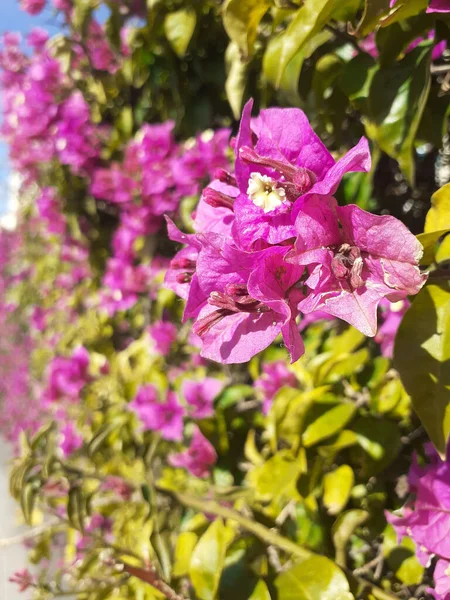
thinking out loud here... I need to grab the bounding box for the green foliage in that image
[395,283,450,455]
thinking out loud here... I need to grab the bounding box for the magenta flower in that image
[20,0,46,15]
[359,30,446,60]
[375,298,410,358]
[191,239,304,364]
[287,196,426,336]
[59,422,83,457]
[9,569,36,593]
[27,28,49,51]
[430,559,450,600]
[182,378,224,419]
[255,361,297,414]
[129,385,185,441]
[428,0,450,11]
[387,455,450,566]
[148,321,178,355]
[90,164,137,204]
[232,100,371,249]
[169,426,217,478]
[45,346,91,403]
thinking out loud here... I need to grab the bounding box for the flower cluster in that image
[165,101,426,364]
[388,446,450,599]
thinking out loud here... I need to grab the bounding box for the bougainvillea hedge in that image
[1,1,450,599]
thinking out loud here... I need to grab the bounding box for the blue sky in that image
[0,1,61,214]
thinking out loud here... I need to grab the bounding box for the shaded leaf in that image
[225,42,248,120]
[278,0,343,87]
[332,509,369,567]
[394,284,450,455]
[365,43,432,184]
[351,0,391,37]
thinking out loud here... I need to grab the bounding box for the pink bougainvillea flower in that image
[9,569,36,592]
[387,457,450,564]
[193,179,237,237]
[129,385,185,441]
[59,422,83,456]
[182,378,224,419]
[255,361,297,414]
[359,30,447,60]
[430,559,450,600]
[428,0,450,11]
[20,0,46,15]
[375,298,410,358]
[45,346,91,403]
[232,100,371,249]
[148,321,178,355]
[191,239,304,364]
[169,426,217,478]
[287,196,426,336]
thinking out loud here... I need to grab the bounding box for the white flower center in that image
[247,172,286,213]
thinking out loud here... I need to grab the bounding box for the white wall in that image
[0,444,28,600]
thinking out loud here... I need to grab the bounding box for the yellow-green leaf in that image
[425,183,450,233]
[394,284,450,456]
[275,555,352,600]
[173,532,198,578]
[223,0,271,59]
[189,519,227,600]
[332,510,368,567]
[277,0,344,86]
[303,403,356,447]
[164,8,197,58]
[249,580,271,600]
[323,465,354,515]
[351,0,391,37]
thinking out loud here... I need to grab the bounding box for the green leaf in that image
[380,0,428,27]
[394,284,450,456]
[323,465,354,515]
[275,555,352,600]
[277,0,343,87]
[223,0,271,59]
[225,42,248,120]
[164,8,197,58]
[425,183,450,233]
[73,0,95,36]
[68,485,85,532]
[417,229,450,266]
[339,53,378,112]
[332,510,369,567]
[352,416,402,475]
[383,526,425,585]
[303,403,356,447]
[190,519,227,600]
[318,430,359,460]
[248,451,303,501]
[351,0,391,37]
[249,580,271,600]
[365,43,432,185]
[173,532,198,578]
[264,30,331,104]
